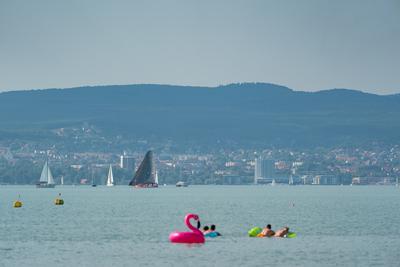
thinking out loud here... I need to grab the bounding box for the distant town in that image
[0,128,399,186]
[1,83,399,186]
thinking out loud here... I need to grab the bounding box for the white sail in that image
[39,161,55,185]
[39,161,49,183]
[155,171,159,185]
[47,166,55,185]
[61,176,64,185]
[106,165,114,186]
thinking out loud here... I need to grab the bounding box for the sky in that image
[0,0,399,94]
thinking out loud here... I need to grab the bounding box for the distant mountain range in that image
[0,83,399,147]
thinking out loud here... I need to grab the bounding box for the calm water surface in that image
[0,185,399,267]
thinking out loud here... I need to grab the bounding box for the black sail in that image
[129,151,155,186]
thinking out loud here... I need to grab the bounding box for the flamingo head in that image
[185,213,202,232]
[192,215,201,229]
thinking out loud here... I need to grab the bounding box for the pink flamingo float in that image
[169,213,205,244]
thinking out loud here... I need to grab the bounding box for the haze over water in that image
[1,185,399,266]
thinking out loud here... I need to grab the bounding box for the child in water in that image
[210,224,221,236]
[202,226,211,234]
[203,224,222,237]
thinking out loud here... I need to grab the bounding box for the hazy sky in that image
[0,0,399,94]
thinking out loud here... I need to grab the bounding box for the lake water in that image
[0,185,399,267]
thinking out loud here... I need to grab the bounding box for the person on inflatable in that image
[257,224,275,237]
[274,226,289,237]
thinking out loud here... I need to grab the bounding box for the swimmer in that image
[274,227,289,237]
[259,224,275,237]
[210,224,221,236]
[202,225,211,234]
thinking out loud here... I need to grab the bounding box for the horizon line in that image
[0,82,398,97]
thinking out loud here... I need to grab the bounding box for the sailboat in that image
[106,165,114,186]
[91,167,97,187]
[129,150,158,188]
[176,181,188,187]
[36,160,56,188]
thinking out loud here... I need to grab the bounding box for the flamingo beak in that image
[197,220,201,229]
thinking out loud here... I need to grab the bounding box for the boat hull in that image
[176,182,188,187]
[134,183,158,188]
[36,183,55,188]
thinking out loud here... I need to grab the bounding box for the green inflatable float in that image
[248,227,296,238]
[248,227,262,237]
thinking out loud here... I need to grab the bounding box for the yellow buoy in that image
[13,200,23,208]
[54,198,64,205]
[55,193,64,205]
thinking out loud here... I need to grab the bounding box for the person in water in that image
[202,226,211,234]
[274,226,289,237]
[259,224,275,237]
[210,224,221,236]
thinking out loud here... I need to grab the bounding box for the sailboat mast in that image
[91,166,94,184]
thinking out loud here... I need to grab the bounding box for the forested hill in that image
[0,83,399,147]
